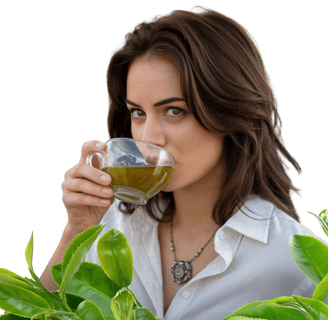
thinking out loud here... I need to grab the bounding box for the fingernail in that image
[100,174,110,182]
[96,142,104,148]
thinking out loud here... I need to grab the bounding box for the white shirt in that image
[85,195,328,319]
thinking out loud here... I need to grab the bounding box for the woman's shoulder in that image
[269,204,327,246]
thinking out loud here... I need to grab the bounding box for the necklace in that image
[169,216,220,285]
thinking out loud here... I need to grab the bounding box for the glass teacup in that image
[86,138,175,205]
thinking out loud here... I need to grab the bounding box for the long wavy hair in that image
[106,6,302,226]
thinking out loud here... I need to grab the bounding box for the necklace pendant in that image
[170,259,192,285]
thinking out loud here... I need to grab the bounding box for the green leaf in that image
[289,235,328,285]
[293,295,328,319]
[308,210,328,237]
[0,270,37,291]
[51,262,65,287]
[24,230,47,291]
[59,223,106,300]
[62,224,107,276]
[0,314,26,319]
[0,272,65,312]
[0,268,64,310]
[24,233,39,283]
[52,261,121,298]
[319,209,328,219]
[312,271,328,301]
[229,317,268,320]
[52,262,119,319]
[0,283,51,318]
[223,300,308,320]
[46,310,82,320]
[97,229,133,288]
[132,307,159,319]
[0,269,35,287]
[111,288,134,320]
[25,232,33,270]
[23,277,39,288]
[262,296,306,313]
[75,300,105,320]
[50,263,62,286]
[23,233,65,311]
[51,291,85,311]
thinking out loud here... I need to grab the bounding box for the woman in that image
[41,7,327,319]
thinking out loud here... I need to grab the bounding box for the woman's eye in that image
[128,107,185,119]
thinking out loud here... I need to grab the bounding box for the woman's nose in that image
[140,117,166,148]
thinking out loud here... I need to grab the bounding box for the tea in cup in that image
[86,138,175,205]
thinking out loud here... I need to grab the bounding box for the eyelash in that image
[128,107,185,119]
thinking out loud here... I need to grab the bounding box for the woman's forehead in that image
[127,57,181,97]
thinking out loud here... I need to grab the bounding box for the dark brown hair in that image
[106,6,302,226]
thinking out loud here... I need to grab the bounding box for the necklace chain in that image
[169,216,220,285]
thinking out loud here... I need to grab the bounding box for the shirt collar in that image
[130,194,274,245]
[222,195,274,244]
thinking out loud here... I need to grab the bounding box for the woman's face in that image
[126,55,226,193]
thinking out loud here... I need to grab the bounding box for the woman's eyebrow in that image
[126,97,185,108]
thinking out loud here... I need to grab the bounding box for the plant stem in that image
[48,310,80,319]
[61,293,71,313]
[31,312,46,319]
[29,267,72,312]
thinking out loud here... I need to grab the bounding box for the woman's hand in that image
[61,140,113,233]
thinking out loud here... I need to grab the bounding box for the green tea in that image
[101,165,173,205]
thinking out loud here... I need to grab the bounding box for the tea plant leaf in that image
[52,262,119,319]
[319,209,328,219]
[308,210,328,237]
[261,296,307,315]
[51,291,85,312]
[0,269,35,287]
[222,300,308,320]
[293,295,328,318]
[0,283,51,318]
[75,300,105,320]
[23,233,67,311]
[97,229,133,288]
[0,314,26,319]
[52,261,121,298]
[23,277,39,287]
[0,272,65,311]
[46,310,82,320]
[62,223,107,276]
[51,263,64,286]
[132,307,159,319]
[59,224,106,300]
[111,288,134,320]
[0,270,36,291]
[25,232,33,269]
[24,232,39,282]
[289,235,328,285]
[228,317,268,320]
[312,271,328,301]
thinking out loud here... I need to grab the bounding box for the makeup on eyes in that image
[128,106,185,117]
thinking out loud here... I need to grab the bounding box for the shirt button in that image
[182,291,190,298]
[219,230,225,240]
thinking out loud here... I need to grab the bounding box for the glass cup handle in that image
[86,152,103,169]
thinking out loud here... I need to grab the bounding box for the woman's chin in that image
[161,181,175,193]
[160,171,178,193]
[161,184,171,192]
